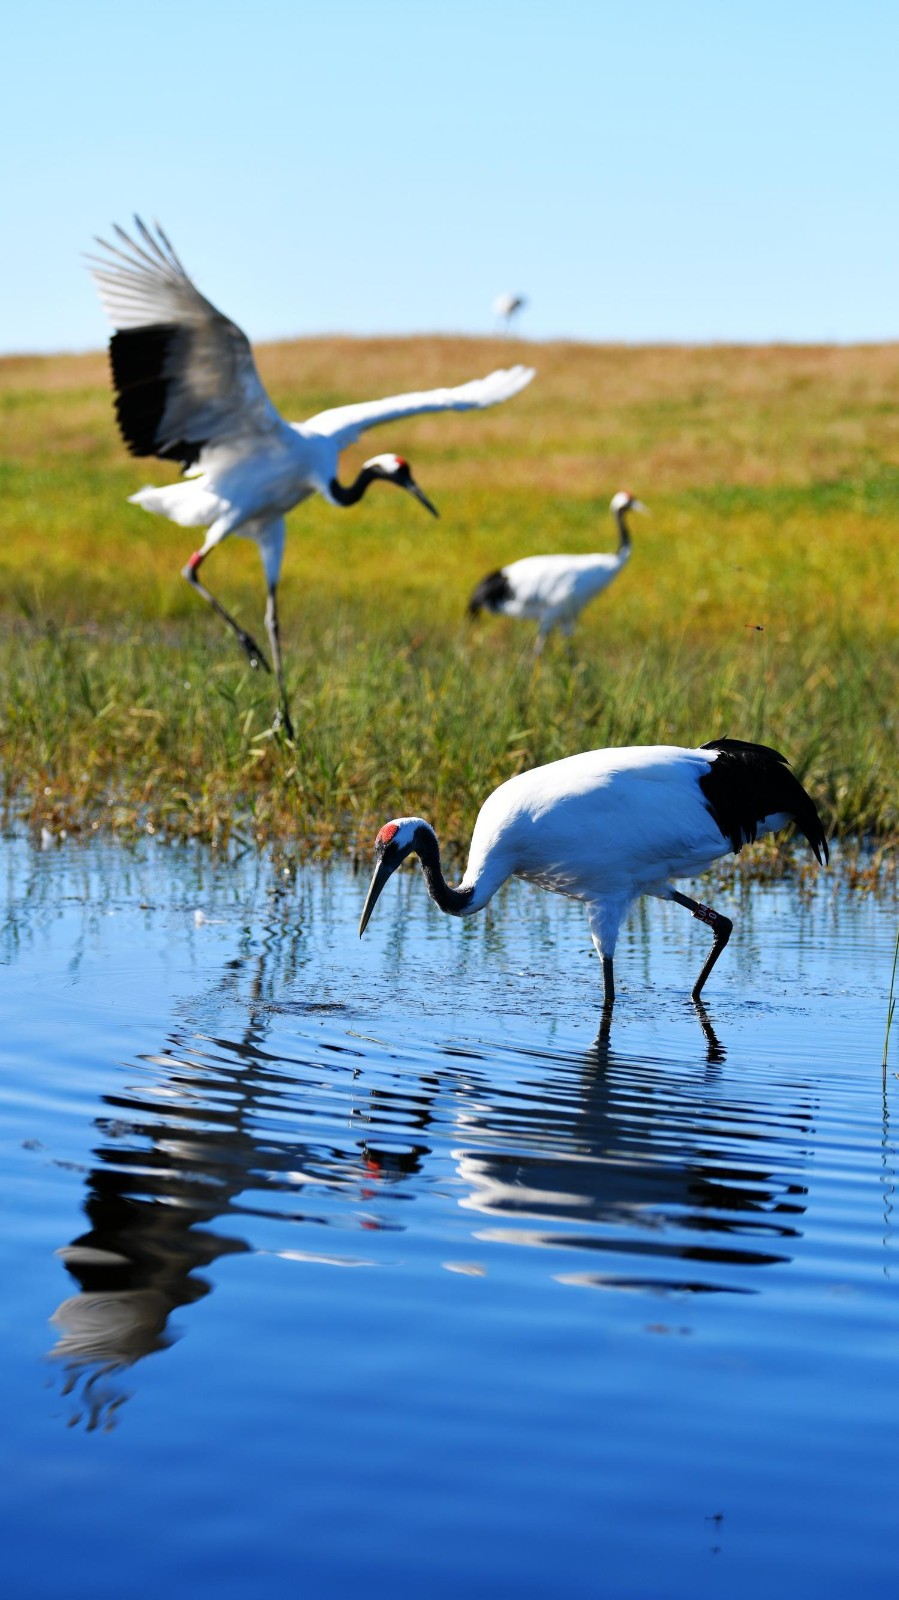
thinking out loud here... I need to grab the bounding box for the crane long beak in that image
[408,482,439,518]
[358,854,399,937]
[631,500,649,514]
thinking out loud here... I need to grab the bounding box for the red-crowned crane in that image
[492,291,527,333]
[359,738,828,1011]
[468,491,645,652]
[89,219,536,738]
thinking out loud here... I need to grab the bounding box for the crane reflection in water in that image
[49,942,812,1431]
[48,943,367,1430]
[453,1011,810,1293]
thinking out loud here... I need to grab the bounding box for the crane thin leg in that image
[182,553,271,673]
[264,585,295,741]
[669,889,733,999]
[601,955,615,1011]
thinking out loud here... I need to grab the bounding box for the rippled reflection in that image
[20,836,848,1431]
[50,942,372,1430]
[448,1014,811,1294]
[49,925,818,1430]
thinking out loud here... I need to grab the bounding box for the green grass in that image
[0,336,897,859]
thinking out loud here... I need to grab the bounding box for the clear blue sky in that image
[3,0,898,353]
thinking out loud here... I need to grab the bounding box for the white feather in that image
[89,220,536,577]
[303,365,535,451]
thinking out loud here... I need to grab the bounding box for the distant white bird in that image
[359,738,828,1009]
[492,292,527,333]
[89,219,536,738]
[468,490,645,651]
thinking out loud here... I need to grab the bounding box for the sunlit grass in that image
[0,335,896,855]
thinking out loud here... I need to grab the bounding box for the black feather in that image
[699,737,829,864]
[109,325,202,469]
[468,568,513,616]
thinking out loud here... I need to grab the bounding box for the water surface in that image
[0,835,896,1598]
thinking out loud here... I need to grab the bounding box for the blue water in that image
[0,833,897,1598]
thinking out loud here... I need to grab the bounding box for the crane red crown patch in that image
[377,823,399,846]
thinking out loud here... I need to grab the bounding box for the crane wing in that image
[88,218,283,469]
[304,364,535,450]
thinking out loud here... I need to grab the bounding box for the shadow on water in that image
[49,926,812,1429]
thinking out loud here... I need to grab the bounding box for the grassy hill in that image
[0,335,896,855]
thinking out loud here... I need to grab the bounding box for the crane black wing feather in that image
[699,738,829,863]
[89,219,282,469]
[468,568,513,616]
[110,324,203,467]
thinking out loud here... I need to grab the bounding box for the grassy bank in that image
[0,336,896,858]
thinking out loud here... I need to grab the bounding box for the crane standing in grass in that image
[359,738,828,1012]
[468,490,645,653]
[89,219,535,739]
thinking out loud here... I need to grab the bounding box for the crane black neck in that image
[414,826,475,916]
[614,504,632,554]
[329,466,383,507]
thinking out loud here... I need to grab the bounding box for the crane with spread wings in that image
[90,219,535,738]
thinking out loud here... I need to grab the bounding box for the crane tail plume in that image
[700,738,829,864]
[468,568,513,617]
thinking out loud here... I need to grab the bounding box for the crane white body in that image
[468,491,643,647]
[127,366,535,582]
[445,745,787,950]
[485,550,629,634]
[359,739,828,1007]
[492,292,527,332]
[88,219,535,735]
